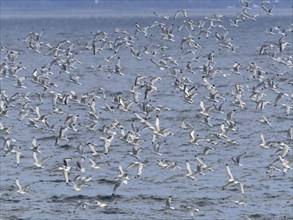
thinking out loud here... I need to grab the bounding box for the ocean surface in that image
[0,8,292,220]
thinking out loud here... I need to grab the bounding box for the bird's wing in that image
[137,163,143,176]
[15,178,22,191]
[89,158,96,166]
[166,197,172,207]
[33,152,39,163]
[112,180,123,195]
[119,165,125,176]
[63,168,69,184]
[22,184,31,192]
[260,133,266,144]
[199,100,205,112]
[185,161,192,174]
[155,115,160,132]
[225,164,234,181]
[195,156,206,167]
[239,182,244,194]
[32,137,37,148]
[189,128,195,141]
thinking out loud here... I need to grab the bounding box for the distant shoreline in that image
[1,8,292,19]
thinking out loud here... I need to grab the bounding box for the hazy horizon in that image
[1,0,292,18]
[1,0,292,11]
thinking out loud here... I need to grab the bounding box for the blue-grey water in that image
[0,8,292,220]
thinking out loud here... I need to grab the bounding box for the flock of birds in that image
[1,0,292,218]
